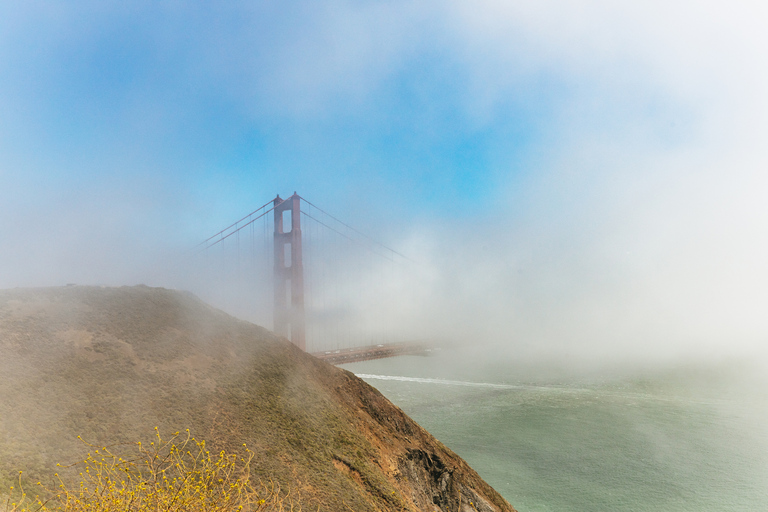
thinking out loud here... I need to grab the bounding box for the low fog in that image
[1,1,767,375]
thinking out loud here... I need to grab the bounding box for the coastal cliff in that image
[0,285,514,512]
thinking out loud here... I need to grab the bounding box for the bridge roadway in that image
[310,341,435,365]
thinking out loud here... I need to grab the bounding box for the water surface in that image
[341,353,768,512]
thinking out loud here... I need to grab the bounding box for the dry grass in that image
[4,429,303,512]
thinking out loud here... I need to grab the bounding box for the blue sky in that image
[0,2,634,219]
[2,1,767,363]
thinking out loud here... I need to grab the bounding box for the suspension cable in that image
[197,204,278,253]
[196,199,274,248]
[300,210,400,262]
[297,195,414,262]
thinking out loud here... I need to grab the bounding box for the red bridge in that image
[197,192,431,362]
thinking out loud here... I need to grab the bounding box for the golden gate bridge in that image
[194,192,434,363]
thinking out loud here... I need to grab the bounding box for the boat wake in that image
[355,374,529,390]
[353,373,725,405]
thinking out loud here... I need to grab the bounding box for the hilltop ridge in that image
[0,285,515,512]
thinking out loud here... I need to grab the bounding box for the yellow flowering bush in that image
[5,429,298,512]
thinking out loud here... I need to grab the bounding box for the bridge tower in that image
[273,193,306,350]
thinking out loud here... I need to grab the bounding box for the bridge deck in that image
[310,341,434,365]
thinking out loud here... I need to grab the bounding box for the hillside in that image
[0,285,515,512]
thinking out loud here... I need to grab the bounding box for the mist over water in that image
[343,351,768,512]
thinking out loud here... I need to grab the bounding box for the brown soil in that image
[0,285,515,512]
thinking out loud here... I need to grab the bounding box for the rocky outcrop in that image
[0,286,515,512]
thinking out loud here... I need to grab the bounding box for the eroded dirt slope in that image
[0,285,514,512]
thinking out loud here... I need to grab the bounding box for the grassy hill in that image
[0,285,514,512]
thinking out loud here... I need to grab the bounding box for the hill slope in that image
[0,286,515,512]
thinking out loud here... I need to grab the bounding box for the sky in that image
[2,1,767,366]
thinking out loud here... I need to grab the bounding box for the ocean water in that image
[340,352,768,512]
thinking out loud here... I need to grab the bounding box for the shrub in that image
[5,428,300,512]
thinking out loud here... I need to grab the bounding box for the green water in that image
[341,353,768,512]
